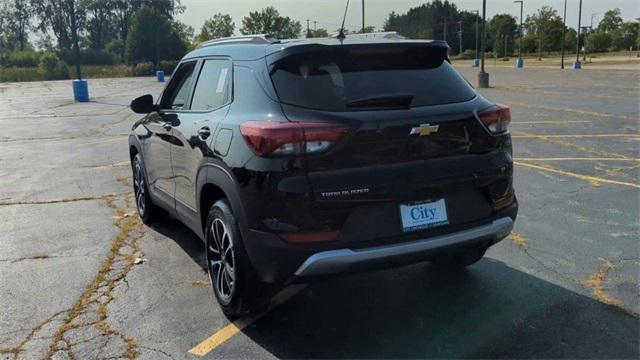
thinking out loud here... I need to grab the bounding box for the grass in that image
[0,64,144,82]
[452,51,640,68]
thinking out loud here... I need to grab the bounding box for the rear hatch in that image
[267,43,512,244]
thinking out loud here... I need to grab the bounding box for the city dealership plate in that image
[400,199,449,232]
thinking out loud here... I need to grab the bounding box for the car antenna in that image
[337,0,350,41]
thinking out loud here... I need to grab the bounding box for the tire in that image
[132,154,163,224]
[205,199,266,317]
[431,246,487,269]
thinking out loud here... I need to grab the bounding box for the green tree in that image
[1,0,34,51]
[112,0,183,53]
[105,38,124,58]
[636,18,640,50]
[488,14,517,57]
[312,28,329,37]
[197,13,235,42]
[610,22,639,50]
[32,0,85,78]
[586,31,612,52]
[85,0,116,50]
[383,1,480,55]
[307,28,329,38]
[240,7,302,39]
[173,20,195,44]
[597,8,623,33]
[125,5,187,66]
[564,28,577,53]
[524,6,565,57]
[521,33,538,53]
[359,25,375,33]
[32,0,86,54]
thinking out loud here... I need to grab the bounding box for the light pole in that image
[444,16,447,42]
[473,10,480,67]
[574,0,583,69]
[457,20,463,56]
[362,0,365,33]
[503,35,510,58]
[582,26,590,62]
[561,0,567,69]
[514,0,524,68]
[478,0,489,88]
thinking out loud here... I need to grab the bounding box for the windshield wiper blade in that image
[345,94,414,109]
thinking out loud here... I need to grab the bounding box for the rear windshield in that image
[269,45,476,111]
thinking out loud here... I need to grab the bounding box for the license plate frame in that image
[399,199,449,232]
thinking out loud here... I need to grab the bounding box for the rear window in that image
[269,45,476,111]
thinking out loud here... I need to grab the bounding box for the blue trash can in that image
[516,58,524,68]
[156,70,165,82]
[573,61,582,70]
[72,79,90,102]
[473,59,480,67]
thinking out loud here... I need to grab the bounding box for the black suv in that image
[129,34,518,316]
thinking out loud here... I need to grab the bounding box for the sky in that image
[177,0,640,35]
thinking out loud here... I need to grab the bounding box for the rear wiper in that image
[345,94,414,109]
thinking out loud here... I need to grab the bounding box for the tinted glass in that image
[269,46,476,111]
[190,59,232,111]
[162,61,196,110]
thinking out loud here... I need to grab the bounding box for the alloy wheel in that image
[207,218,236,303]
[133,162,146,216]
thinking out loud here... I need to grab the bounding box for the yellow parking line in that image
[507,101,640,121]
[188,318,254,357]
[514,157,640,162]
[512,120,591,124]
[512,134,639,139]
[188,285,306,357]
[514,161,640,189]
[512,130,631,159]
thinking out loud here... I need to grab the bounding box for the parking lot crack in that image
[0,310,68,359]
[139,345,176,359]
[42,191,144,359]
[507,232,577,283]
[0,192,129,207]
[581,259,627,311]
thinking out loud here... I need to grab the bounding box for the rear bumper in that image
[294,217,513,276]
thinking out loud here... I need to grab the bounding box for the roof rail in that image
[340,31,406,39]
[196,34,279,49]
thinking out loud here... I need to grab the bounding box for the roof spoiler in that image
[337,31,406,39]
[196,34,279,49]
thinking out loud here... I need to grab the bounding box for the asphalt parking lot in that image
[1,66,639,359]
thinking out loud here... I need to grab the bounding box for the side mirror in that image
[130,94,158,114]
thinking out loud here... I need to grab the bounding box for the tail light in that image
[493,192,517,211]
[478,104,511,134]
[240,120,349,157]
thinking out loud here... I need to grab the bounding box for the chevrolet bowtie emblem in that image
[410,124,439,136]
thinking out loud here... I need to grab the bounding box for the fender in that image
[196,160,250,242]
[128,134,142,160]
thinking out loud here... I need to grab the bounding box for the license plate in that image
[400,199,449,232]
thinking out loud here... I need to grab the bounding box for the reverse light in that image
[478,104,511,134]
[240,120,348,157]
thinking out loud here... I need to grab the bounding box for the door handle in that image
[198,126,211,140]
[163,123,172,131]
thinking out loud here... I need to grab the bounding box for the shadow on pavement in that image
[244,259,638,359]
[149,217,208,269]
[150,219,639,359]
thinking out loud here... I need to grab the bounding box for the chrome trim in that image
[294,217,513,276]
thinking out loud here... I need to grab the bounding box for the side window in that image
[161,61,196,110]
[190,59,232,111]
